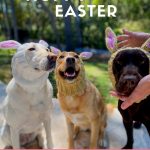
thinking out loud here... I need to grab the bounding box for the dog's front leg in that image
[90,118,100,149]
[66,117,74,149]
[123,120,133,149]
[10,127,20,148]
[143,121,150,136]
[44,118,53,148]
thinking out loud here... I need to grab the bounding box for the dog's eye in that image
[46,48,50,52]
[141,61,145,64]
[59,55,64,59]
[28,48,35,51]
[74,55,79,59]
[116,61,122,65]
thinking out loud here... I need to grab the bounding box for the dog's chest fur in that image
[4,79,52,133]
[57,77,106,130]
[60,96,90,129]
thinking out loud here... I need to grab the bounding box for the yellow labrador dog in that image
[0,40,56,148]
[51,47,106,149]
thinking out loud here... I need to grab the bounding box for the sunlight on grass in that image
[0,51,13,83]
[0,49,15,55]
[85,62,117,105]
[0,65,12,84]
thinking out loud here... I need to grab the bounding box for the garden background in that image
[0,0,149,105]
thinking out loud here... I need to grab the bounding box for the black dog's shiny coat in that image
[112,49,150,149]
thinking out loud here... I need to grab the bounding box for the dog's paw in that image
[122,144,133,149]
[4,145,13,149]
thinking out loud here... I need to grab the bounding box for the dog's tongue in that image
[65,72,75,77]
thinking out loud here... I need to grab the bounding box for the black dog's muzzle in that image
[115,64,143,96]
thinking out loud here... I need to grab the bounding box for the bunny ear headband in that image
[0,40,51,51]
[105,27,150,87]
[0,40,93,61]
[50,46,93,60]
[0,40,21,50]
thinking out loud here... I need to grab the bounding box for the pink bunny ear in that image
[39,40,49,48]
[50,46,61,55]
[79,52,93,60]
[141,38,150,52]
[0,40,21,49]
[105,27,117,53]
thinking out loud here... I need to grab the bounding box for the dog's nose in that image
[66,57,75,64]
[47,55,57,62]
[123,75,137,86]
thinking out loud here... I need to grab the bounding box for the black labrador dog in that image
[112,49,150,148]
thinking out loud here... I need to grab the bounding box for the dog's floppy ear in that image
[0,40,21,49]
[141,38,150,52]
[105,27,117,53]
[39,40,49,48]
[50,46,61,55]
[79,52,93,60]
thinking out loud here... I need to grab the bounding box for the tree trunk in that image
[10,0,18,41]
[62,0,74,51]
[89,0,92,5]
[38,0,60,48]
[1,0,11,39]
[70,0,82,48]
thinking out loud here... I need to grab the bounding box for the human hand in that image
[117,29,150,48]
[110,75,150,110]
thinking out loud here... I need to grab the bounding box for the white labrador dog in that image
[0,40,56,148]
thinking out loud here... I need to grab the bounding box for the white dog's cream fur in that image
[0,41,55,148]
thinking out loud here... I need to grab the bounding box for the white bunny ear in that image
[50,46,61,55]
[39,40,49,48]
[0,40,21,49]
[79,52,93,60]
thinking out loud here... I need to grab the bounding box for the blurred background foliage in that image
[0,0,149,50]
[0,0,149,104]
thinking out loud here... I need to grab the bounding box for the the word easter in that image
[56,5,117,18]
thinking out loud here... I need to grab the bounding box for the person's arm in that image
[117,29,150,48]
[110,75,150,110]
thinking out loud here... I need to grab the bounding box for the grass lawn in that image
[85,62,117,105]
[0,50,13,83]
[0,50,117,105]
[0,65,12,84]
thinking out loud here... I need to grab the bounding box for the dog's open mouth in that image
[59,67,79,80]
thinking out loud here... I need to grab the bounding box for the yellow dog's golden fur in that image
[55,51,106,148]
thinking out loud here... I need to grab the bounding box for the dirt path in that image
[0,82,150,148]
[51,100,150,148]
